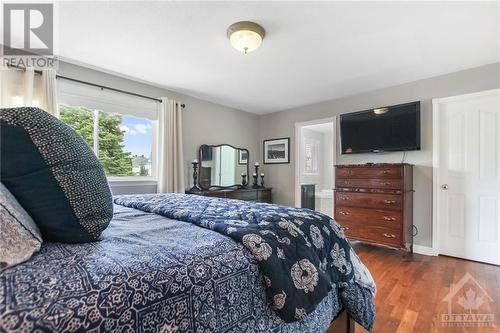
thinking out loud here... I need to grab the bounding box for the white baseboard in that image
[413,245,438,256]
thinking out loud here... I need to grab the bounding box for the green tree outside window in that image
[59,104,134,176]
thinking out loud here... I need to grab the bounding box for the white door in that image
[434,89,500,265]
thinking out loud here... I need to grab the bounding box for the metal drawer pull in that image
[383,233,396,238]
[382,170,389,174]
[342,226,349,231]
[384,200,397,204]
[340,197,349,200]
[383,216,396,221]
[339,211,349,215]
[382,182,391,186]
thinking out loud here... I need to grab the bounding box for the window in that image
[303,138,319,174]
[58,80,158,180]
[119,116,153,177]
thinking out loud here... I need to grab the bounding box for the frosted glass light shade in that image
[227,21,265,54]
[373,107,389,115]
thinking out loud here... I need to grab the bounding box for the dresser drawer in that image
[336,167,401,179]
[335,206,401,226]
[204,191,226,198]
[228,191,258,201]
[335,178,402,190]
[258,189,272,203]
[336,168,351,179]
[339,220,401,247]
[335,192,402,211]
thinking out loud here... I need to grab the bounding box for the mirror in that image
[198,144,249,189]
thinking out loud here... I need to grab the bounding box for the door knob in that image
[441,184,449,190]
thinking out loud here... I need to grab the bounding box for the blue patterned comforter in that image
[0,204,372,333]
[114,193,376,330]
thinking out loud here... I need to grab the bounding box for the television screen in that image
[340,101,420,154]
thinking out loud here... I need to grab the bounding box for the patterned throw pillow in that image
[0,107,113,243]
[0,183,42,270]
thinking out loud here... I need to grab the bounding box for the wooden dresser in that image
[186,187,272,204]
[334,163,413,252]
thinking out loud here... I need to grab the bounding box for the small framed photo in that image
[238,150,248,165]
[263,138,290,164]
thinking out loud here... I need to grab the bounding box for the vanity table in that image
[186,144,272,203]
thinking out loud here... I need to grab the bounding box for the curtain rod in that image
[5,63,185,108]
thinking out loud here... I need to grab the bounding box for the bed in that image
[0,195,375,332]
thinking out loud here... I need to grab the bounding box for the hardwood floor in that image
[352,243,500,333]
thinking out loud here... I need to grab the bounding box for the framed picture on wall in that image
[263,137,290,164]
[238,150,248,165]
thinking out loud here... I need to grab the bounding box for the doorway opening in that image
[295,117,336,217]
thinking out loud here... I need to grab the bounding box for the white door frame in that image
[432,88,500,256]
[294,117,337,208]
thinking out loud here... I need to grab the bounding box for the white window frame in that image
[302,137,320,176]
[58,81,159,183]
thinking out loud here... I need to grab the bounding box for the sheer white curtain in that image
[157,97,185,193]
[0,67,36,107]
[41,69,58,117]
[0,67,58,117]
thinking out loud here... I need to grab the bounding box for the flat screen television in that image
[340,101,420,154]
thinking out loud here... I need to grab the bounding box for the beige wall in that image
[58,61,260,194]
[259,62,500,247]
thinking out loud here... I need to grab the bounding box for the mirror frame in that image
[198,144,250,190]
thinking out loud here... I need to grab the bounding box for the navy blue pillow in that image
[0,107,113,243]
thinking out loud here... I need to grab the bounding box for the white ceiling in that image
[58,1,500,114]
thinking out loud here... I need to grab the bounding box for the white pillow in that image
[0,182,42,270]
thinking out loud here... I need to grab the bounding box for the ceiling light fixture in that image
[227,21,265,54]
[373,107,389,115]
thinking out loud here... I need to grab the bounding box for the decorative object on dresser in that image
[253,162,260,188]
[189,159,202,192]
[263,137,290,164]
[252,173,259,187]
[334,163,413,253]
